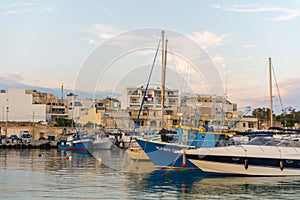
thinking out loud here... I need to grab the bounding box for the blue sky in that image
[1,0,300,113]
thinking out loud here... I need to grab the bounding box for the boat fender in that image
[244,159,248,170]
[69,142,73,147]
[182,150,187,167]
[66,155,72,160]
[280,160,283,171]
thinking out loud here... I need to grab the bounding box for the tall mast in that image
[269,57,273,127]
[161,31,165,129]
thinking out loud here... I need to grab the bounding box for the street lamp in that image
[5,99,8,143]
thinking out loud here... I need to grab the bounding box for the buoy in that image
[66,154,72,160]
[182,150,187,167]
[38,153,43,158]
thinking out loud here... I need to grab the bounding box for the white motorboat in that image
[183,138,300,176]
[93,134,115,150]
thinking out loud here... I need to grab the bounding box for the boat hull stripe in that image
[187,155,300,170]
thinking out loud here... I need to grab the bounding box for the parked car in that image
[47,135,56,141]
[0,135,7,143]
[20,130,32,143]
[10,135,21,143]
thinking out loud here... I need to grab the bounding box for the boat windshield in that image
[245,136,300,147]
[245,137,281,146]
[22,134,31,139]
[276,140,300,147]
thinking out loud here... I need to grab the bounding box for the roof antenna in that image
[61,83,64,100]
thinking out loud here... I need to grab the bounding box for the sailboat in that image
[135,31,229,169]
[125,34,162,161]
[181,57,300,176]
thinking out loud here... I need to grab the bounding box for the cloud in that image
[92,24,122,39]
[213,4,300,21]
[228,78,300,112]
[0,73,27,88]
[265,78,300,112]
[211,54,227,69]
[277,78,300,97]
[83,23,123,45]
[0,3,32,8]
[1,3,53,15]
[189,31,231,50]
[4,8,32,15]
[243,44,255,48]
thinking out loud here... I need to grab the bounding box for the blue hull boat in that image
[135,138,198,169]
[136,127,227,169]
[58,137,93,151]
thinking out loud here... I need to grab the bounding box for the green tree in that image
[275,107,300,127]
[55,118,75,127]
[252,107,272,122]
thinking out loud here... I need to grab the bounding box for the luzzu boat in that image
[58,132,94,151]
[135,126,229,169]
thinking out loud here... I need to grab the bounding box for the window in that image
[166,110,173,115]
[248,122,254,128]
[150,120,157,127]
[74,102,82,106]
[131,98,137,102]
[169,99,177,105]
[142,111,148,116]
[243,123,246,127]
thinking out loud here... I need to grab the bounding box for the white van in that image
[20,130,32,143]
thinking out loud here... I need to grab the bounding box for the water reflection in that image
[127,169,300,199]
[91,148,156,173]
[0,149,100,174]
[126,169,207,199]
[1,149,300,200]
[190,176,300,199]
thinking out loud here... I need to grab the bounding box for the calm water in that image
[1,149,300,200]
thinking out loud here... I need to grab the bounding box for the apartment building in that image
[122,86,180,130]
[0,89,46,122]
[26,89,68,123]
[181,94,258,132]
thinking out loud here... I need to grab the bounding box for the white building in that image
[122,86,180,110]
[122,86,180,130]
[0,88,46,122]
[66,93,94,123]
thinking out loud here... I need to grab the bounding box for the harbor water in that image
[1,149,300,200]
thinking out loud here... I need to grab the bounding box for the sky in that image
[1,0,300,114]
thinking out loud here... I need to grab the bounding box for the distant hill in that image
[0,84,121,99]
